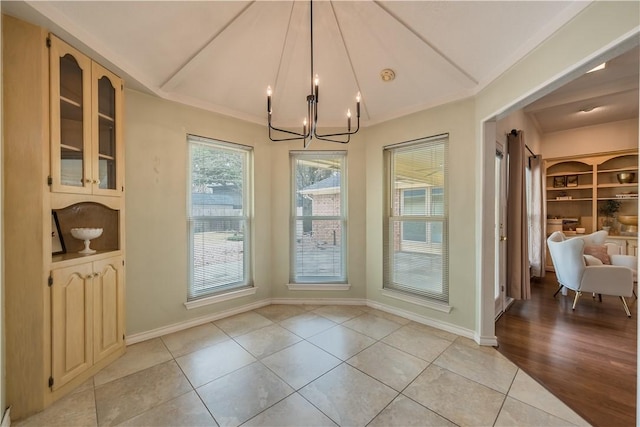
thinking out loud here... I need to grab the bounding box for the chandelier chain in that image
[266,0,360,147]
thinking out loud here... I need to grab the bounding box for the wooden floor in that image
[495,272,637,427]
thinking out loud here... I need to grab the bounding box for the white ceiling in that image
[524,46,639,134]
[3,0,635,133]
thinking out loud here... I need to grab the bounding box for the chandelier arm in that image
[315,126,360,138]
[314,116,360,139]
[315,136,350,144]
[268,123,306,141]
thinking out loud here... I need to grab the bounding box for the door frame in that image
[494,142,507,319]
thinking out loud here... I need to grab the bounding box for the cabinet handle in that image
[93,179,100,184]
[84,178,92,184]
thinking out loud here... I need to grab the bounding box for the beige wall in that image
[541,118,639,159]
[122,1,638,340]
[125,91,368,335]
[125,90,272,335]
[476,2,640,121]
[364,99,477,331]
[497,109,542,155]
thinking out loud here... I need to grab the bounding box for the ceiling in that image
[524,46,639,133]
[2,1,636,133]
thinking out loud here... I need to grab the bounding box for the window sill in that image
[286,283,351,291]
[184,287,257,310]
[381,289,452,313]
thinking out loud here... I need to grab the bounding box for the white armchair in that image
[547,231,634,317]
[605,242,638,282]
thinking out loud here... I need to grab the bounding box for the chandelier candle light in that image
[266,0,361,148]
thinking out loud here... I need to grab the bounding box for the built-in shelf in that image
[597,167,638,174]
[98,112,114,122]
[545,150,638,237]
[548,185,592,191]
[61,143,82,152]
[60,95,81,108]
[547,170,592,177]
[52,248,122,267]
[597,183,638,188]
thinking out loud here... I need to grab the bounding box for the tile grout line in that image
[165,334,221,426]
[28,305,579,427]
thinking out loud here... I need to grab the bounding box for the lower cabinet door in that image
[93,256,124,363]
[51,262,93,390]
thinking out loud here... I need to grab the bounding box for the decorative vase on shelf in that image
[70,228,103,254]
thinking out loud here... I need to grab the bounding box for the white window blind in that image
[291,151,347,283]
[384,135,449,302]
[188,135,252,300]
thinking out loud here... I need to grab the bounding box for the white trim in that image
[127,299,269,345]
[286,283,351,291]
[380,289,452,313]
[271,297,367,306]
[474,333,499,347]
[0,407,10,427]
[184,287,257,310]
[125,297,486,347]
[494,29,640,122]
[366,299,475,340]
[504,296,515,311]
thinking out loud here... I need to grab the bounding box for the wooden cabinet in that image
[92,256,125,364]
[51,263,93,390]
[545,150,638,235]
[3,15,126,420]
[51,256,124,390]
[49,35,123,196]
[604,236,639,256]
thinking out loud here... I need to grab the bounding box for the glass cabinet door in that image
[50,35,123,197]
[92,62,122,196]
[50,36,92,194]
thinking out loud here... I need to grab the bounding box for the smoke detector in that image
[380,69,396,82]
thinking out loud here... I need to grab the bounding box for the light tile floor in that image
[16,305,590,427]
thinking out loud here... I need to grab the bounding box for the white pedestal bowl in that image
[70,227,103,254]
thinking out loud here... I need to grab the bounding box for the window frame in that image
[383,134,449,303]
[290,150,348,284]
[187,134,253,301]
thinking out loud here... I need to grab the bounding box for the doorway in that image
[494,142,507,318]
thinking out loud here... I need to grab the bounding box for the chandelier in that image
[266,0,361,148]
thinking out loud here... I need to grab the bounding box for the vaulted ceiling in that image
[3,1,636,133]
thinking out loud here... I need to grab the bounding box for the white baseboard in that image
[126,296,492,347]
[1,406,11,427]
[126,299,270,345]
[366,300,476,341]
[474,334,499,346]
[270,297,367,306]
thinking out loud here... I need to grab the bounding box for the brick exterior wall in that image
[310,194,342,244]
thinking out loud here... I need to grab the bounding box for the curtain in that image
[528,154,545,278]
[507,130,531,299]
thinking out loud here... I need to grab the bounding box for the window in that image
[188,135,252,300]
[384,135,448,302]
[291,151,347,283]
